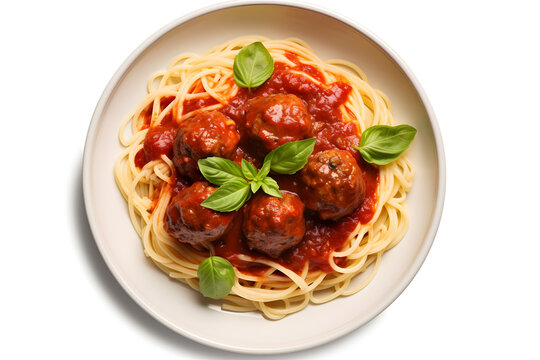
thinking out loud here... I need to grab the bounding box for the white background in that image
[1,0,539,358]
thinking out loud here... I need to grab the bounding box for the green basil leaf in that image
[250,180,262,193]
[260,177,282,198]
[200,177,251,212]
[198,157,243,186]
[241,159,258,180]
[266,138,316,174]
[233,42,274,91]
[354,124,417,165]
[197,256,235,299]
[256,155,272,180]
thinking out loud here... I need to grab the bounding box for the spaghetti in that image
[114,36,414,319]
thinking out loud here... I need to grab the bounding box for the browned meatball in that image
[300,149,365,221]
[244,94,312,152]
[242,191,306,258]
[173,111,240,180]
[165,182,236,245]
[143,124,177,163]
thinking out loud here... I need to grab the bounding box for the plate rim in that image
[82,0,446,354]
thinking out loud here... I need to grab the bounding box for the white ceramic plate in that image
[83,1,445,354]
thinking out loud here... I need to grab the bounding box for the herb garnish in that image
[198,138,316,212]
[354,124,417,165]
[233,41,274,92]
[197,256,235,300]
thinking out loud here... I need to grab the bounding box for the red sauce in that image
[182,96,219,115]
[285,52,326,82]
[138,56,379,275]
[135,96,176,168]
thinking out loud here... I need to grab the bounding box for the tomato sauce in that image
[183,96,219,115]
[135,96,176,168]
[137,55,379,275]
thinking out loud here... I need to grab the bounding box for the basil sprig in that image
[198,138,316,212]
[233,41,274,92]
[197,256,235,299]
[354,124,417,165]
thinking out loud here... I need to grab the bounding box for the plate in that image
[83,1,445,354]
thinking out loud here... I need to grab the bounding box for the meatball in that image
[242,191,306,258]
[173,111,240,179]
[300,149,365,221]
[165,182,236,245]
[143,125,177,163]
[244,94,312,152]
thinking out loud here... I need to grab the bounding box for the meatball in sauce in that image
[165,182,236,245]
[244,94,312,152]
[301,149,365,221]
[173,111,240,180]
[242,191,306,258]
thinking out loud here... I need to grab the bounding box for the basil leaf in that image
[250,180,262,193]
[256,155,272,180]
[198,157,243,186]
[241,159,258,180]
[260,177,282,198]
[266,138,316,174]
[197,256,235,299]
[354,124,417,165]
[200,177,251,212]
[233,42,274,91]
